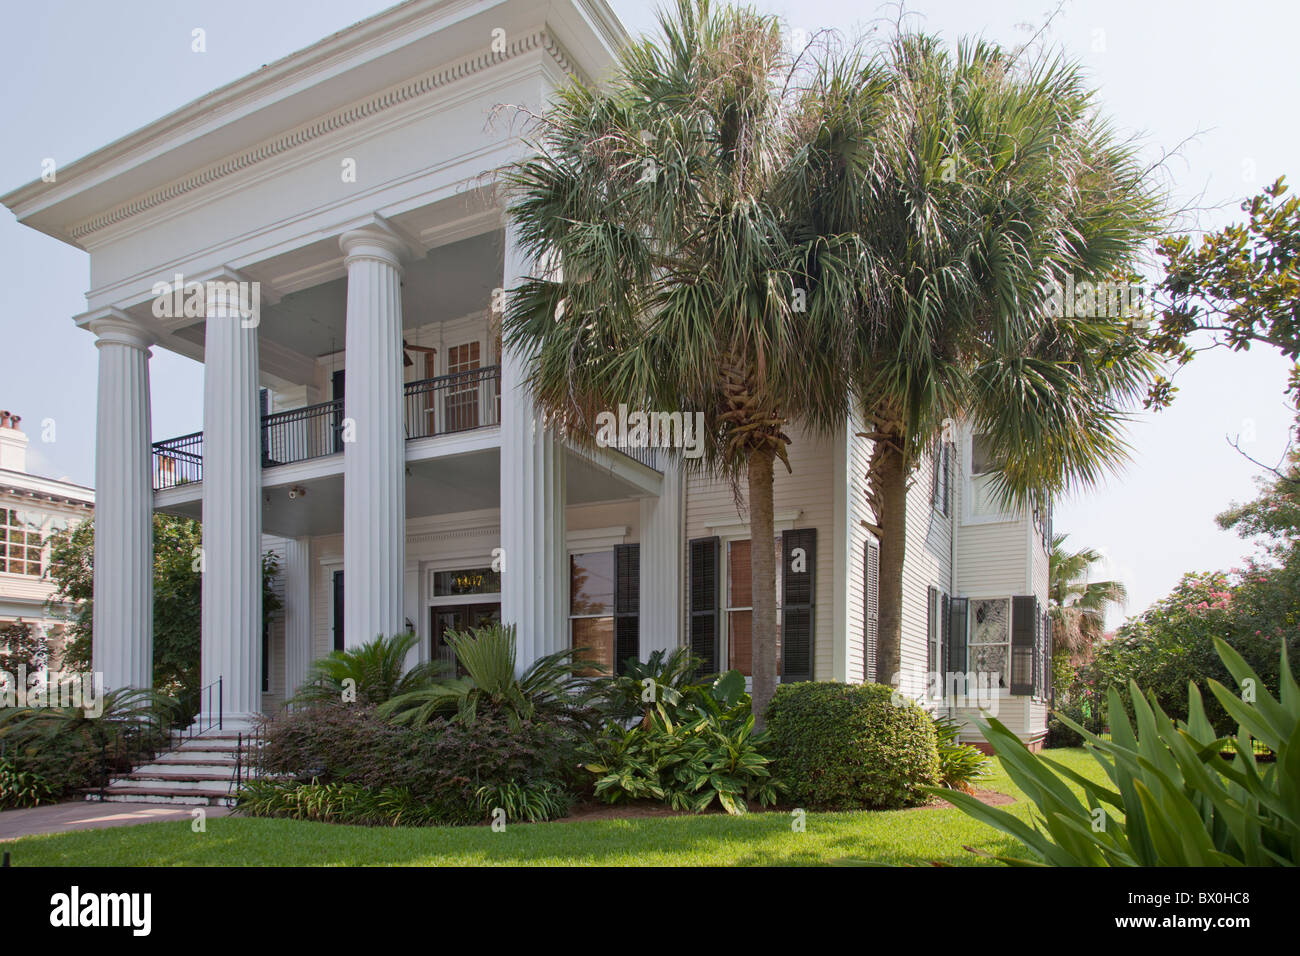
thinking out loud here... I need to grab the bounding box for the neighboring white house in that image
[0,411,96,669]
[1,0,1050,746]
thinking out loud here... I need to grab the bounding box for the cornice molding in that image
[65,29,581,243]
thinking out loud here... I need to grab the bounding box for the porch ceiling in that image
[167,229,503,369]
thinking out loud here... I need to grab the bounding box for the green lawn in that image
[5,748,1103,867]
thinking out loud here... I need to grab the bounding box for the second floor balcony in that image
[152,365,500,491]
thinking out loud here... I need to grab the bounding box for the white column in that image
[89,314,153,692]
[201,294,262,726]
[340,227,407,646]
[639,456,684,656]
[282,537,312,700]
[500,227,567,671]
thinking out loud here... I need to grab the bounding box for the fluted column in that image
[282,536,312,700]
[639,456,684,656]
[201,292,262,725]
[89,314,154,691]
[340,227,407,646]
[500,226,567,671]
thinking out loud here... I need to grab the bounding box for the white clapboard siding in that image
[683,424,837,678]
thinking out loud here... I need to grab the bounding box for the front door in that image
[431,602,501,673]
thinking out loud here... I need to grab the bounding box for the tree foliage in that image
[1149,177,1300,408]
[45,514,282,699]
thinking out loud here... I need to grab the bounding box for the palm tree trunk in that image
[748,446,779,728]
[868,433,908,688]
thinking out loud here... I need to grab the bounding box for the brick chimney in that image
[0,410,28,472]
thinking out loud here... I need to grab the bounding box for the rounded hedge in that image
[764,681,940,810]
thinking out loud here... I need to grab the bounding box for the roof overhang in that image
[1,0,627,249]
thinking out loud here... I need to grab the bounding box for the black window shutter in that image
[926,586,938,675]
[332,570,345,652]
[942,445,951,515]
[781,529,816,682]
[864,540,879,683]
[614,543,640,675]
[930,451,940,507]
[1040,613,1050,702]
[1010,594,1036,696]
[688,536,720,674]
[947,597,968,698]
[941,593,950,683]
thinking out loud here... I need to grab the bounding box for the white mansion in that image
[0,412,95,666]
[2,0,1051,745]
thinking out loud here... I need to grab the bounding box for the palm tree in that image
[849,35,1164,687]
[1048,533,1127,664]
[502,0,881,721]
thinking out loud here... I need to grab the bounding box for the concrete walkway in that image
[0,800,229,841]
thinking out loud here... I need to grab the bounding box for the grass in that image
[4,748,1103,867]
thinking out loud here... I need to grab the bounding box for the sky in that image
[1,0,1295,628]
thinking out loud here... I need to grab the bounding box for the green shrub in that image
[1080,570,1300,735]
[475,780,573,823]
[941,639,1300,866]
[0,688,173,798]
[235,779,443,826]
[932,714,990,792]
[579,666,779,814]
[0,759,55,809]
[764,682,940,810]
[581,709,780,814]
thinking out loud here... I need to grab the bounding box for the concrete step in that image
[111,775,232,792]
[156,749,240,764]
[128,768,234,782]
[90,789,234,807]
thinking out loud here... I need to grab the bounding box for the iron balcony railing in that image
[152,366,502,491]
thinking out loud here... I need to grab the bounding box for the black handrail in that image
[150,367,504,490]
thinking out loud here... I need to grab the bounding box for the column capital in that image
[83,308,153,352]
[339,216,419,272]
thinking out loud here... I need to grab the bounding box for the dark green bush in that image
[258,702,579,824]
[764,682,940,810]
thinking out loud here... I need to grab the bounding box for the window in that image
[969,435,1009,519]
[971,434,1003,475]
[931,443,951,515]
[926,588,949,688]
[0,509,43,577]
[444,341,481,432]
[968,598,1009,690]
[570,547,639,677]
[570,550,614,676]
[726,539,754,674]
[721,537,787,679]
